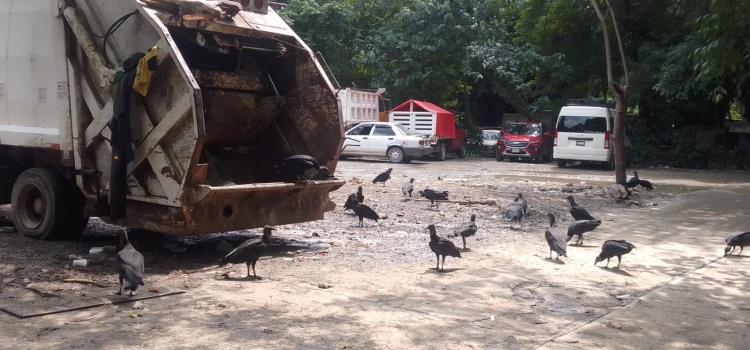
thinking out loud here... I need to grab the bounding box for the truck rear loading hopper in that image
[0,0,344,239]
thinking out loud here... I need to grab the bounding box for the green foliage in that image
[281,0,750,168]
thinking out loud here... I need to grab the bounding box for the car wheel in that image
[387,147,406,163]
[557,160,566,168]
[436,143,447,161]
[496,153,503,162]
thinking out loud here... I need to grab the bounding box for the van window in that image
[556,116,607,133]
[348,124,374,136]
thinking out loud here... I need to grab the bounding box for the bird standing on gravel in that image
[544,214,567,260]
[116,229,145,296]
[343,194,359,212]
[566,195,596,221]
[343,186,365,212]
[372,168,393,186]
[724,232,750,256]
[453,214,478,250]
[419,189,449,210]
[219,226,292,279]
[504,194,527,222]
[595,240,636,268]
[353,203,380,227]
[402,178,415,198]
[626,171,640,189]
[566,220,602,246]
[428,224,461,271]
[638,179,654,191]
[355,186,365,203]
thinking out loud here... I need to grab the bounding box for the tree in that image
[590,0,629,184]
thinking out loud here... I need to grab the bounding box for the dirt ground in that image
[0,158,748,349]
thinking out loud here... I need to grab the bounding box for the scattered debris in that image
[71,259,88,268]
[62,279,108,288]
[131,301,146,310]
[89,247,105,254]
[317,283,333,289]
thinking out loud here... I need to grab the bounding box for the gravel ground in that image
[0,158,748,349]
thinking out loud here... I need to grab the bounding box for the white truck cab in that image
[552,101,615,167]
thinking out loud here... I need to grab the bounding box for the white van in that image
[552,103,615,167]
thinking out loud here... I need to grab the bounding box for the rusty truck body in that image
[0,0,344,239]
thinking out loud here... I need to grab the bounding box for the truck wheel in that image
[387,147,406,163]
[557,160,566,168]
[436,143,447,161]
[457,144,467,158]
[11,168,87,240]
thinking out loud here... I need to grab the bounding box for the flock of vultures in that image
[114,156,750,296]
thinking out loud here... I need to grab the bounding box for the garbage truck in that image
[0,0,344,240]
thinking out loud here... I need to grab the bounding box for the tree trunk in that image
[612,84,627,185]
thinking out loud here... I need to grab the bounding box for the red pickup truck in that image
[496,121,554,163]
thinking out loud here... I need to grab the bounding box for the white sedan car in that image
[342,122,432,163]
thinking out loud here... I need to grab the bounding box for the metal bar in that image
[127,94,192,175]
[0,290,185,319]
[62,6,115,90]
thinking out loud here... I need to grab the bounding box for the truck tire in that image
[457,144,467,158]
[387,147,406,163]
[557,160,566,168]
[11,168,87,240]
[436,143,447,161]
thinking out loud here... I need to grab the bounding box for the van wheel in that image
[436,143,447,161]
[11,168,87,240]
[387,147,406,163]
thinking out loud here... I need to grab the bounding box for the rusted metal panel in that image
[127,180,344,235]
[192,70,265,91]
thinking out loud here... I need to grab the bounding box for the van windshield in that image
[505,124,541,136]
[556,116,607,133]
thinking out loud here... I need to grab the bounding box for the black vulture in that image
[544,214,567,260]
[353,203,380,227]
[566,219,602,246]
[566,195,596,221]
[725,232,750,256]
[116,229,145,296]
[372,168,393,185]
[428,224,461,271]
[516,193,528,213]
[343,194,359,212]
[219,226,295,279]
[638,179,654,191]
[626,171,640,189]
[453,214,478,250]
[504,203,525,222]
[273,155,320,182]
[419,189,449,209]
[402,178,415,198]
[356,186,365,203]
[595,240,636,268]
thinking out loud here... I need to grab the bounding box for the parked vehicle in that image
[496,121,554,162]
[481,129,502,156]
[389,100,467,161]
[337,88,385,129]
[552,101,620,168]
[0,0,344,240]
[342,122,432,163]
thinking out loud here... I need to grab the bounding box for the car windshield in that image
[505,124,541,136]
[483,131,500,140]
[393,124,413,135]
